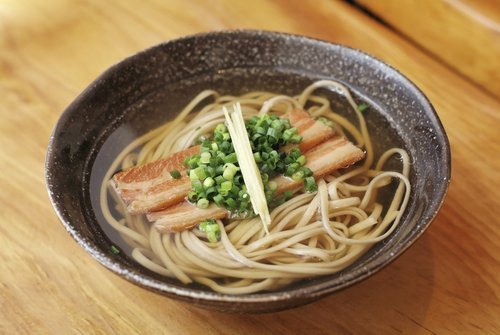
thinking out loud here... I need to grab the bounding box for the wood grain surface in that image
[356,0,500,99]
[1,0,499,334]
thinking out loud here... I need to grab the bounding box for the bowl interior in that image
[46,30,450,313]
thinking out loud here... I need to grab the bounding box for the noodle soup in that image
[46,31,451,312]
[90,80,411,294]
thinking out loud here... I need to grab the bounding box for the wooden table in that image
[1,0,499,333]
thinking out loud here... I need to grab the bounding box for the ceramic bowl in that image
[45,30,451,313]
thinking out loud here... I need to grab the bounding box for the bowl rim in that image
[45,29,451,305]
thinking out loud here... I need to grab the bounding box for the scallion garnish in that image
[357,103,369,112]
[183,109,317,220]
[317,117,335,128]
[198,219,220,243]
[305,176,317,192]
[170,169,181,179]
[110,245,120,254]
[197,198,209,209]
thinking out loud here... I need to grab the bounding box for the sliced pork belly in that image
[283,110,335,152]
[149,203,228,233]
[111,110,335,214]
[111,145,200,214]
[148,136,364,233]
[274,136,365,194]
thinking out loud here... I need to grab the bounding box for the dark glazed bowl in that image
[45,30,451,313]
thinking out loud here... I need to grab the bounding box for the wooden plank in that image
[356,0,500,98]
[0,0,498,334]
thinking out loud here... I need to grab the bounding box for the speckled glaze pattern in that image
[45,30,451,313]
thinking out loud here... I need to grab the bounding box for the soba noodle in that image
[100,80,410,294]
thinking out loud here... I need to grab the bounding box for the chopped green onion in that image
[203,177,215,188]
[206,166,215,177]
[206,231,218,243]
[302,167,313,177]
[213,194,224,206]
[289,148,301,160]
[197,198,209,209]
[215,124,226,133]
[357,103,369,112]
[286,163,298,176]
[253,152,262,163]
[198,219,220,243]
[194,166,207,180]
[318,117,335,128]
[189,169,199,181]
[225,198,236,208]
[220,141,231,152]
[204,223,219,232]
[187,191,198,202]
[230,185,239,196]
[305,176,317,192]
[271,119,283,130]
[267,127,279,139]
[170,169,181,179]
[292,170,305,181]
[199,219,215,230]
[221,180,232,191]
[192,180,203,193]
[215,175,225,185]
[290,134,303,144]
[233,175,243,185]
[256,126,266,135]
[223,152,238,164]
[296,155,306,166]
[223,163,239,180]
[187,157,199,168]
[283,127,297,140]
[200,151,211,164]
[205,186,217,197]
